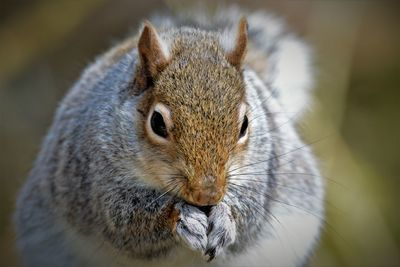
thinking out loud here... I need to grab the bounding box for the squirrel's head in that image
[134,19,249,206]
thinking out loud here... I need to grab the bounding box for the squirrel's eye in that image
[239,115,248,139]
[150,111,168,138]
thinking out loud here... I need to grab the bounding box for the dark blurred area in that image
[1,0,399,266]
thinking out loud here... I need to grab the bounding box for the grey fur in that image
[206,202,236,261]
[15,7,324,267]
[175,202,208,253]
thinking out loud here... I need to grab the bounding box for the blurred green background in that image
[0,0,399,266]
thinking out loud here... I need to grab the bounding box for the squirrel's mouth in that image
[197,205,213,216]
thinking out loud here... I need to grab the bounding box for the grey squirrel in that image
[15,6,324,267]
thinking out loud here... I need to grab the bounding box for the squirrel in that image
[15,6,324,267]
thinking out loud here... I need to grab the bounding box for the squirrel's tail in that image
[151,5,315,120]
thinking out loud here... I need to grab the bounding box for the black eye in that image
[151,111,168,138]
[239,115,248,139]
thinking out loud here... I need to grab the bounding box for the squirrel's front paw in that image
[205,202,236,261]
[174,202,208,253]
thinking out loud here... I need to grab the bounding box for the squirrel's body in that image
[15,7,324,267]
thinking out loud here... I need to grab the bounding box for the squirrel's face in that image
[135,20,249,206]
[139,63,248,206]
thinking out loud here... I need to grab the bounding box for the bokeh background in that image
[1,0,399,266]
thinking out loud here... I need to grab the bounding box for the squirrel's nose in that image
[185,176,225,206]
[190,188,224,206]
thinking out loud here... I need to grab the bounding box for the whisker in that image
[228,134,332,174]
[145,179,182,208]
[228,182,345,243]
[228,177,345,215]
[226,189,294,255]
[229,171,346,189]
[225,191,284,243]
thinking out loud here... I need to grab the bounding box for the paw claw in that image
[205,247,216,262]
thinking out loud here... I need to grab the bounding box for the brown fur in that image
[136,25,247,206]
[226,17,248,69]
[136,22,170,90]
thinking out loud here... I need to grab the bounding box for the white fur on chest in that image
[66,206,320,267]
[224,210,320,267]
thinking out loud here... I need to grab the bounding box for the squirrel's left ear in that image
[225,17,248,69]
[136,21,170,90]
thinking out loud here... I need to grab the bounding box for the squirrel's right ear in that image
[224,17,248,70]
[136,21,170,90]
